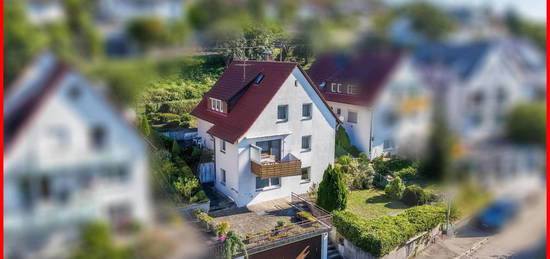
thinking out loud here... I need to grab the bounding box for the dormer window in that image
[348,85,360,95]
[254,73,265,84]
[319,82,326,88]
[210,98,224,112]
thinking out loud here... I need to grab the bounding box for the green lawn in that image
[346,189,410,219]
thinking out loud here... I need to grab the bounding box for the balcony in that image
[250,145,301,179]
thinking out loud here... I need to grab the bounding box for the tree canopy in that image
[317,164,348,212]
[505,102,546,146]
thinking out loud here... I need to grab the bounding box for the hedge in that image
[333,205,446,257]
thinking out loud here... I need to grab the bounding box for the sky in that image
[387,0,546,22]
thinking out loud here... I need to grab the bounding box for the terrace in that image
[204,193,332,256]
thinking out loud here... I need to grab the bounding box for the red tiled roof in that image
[191,60,338,143]
[308,50,403,106]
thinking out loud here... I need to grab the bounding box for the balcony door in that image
[256,139,281,162]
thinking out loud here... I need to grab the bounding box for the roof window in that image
[254,73,265,84]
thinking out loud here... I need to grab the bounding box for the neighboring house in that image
[25,0,65,25]
[4,53,151,258]
[191,61,339,207]
[413,38,545,143]
[97,0,185,24]
[307,50,432,159]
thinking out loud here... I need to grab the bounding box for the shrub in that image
[316,165,348,212]
[401,185,430,206]
[335,127,360,157]
[196,211,213,224]
[372,157,415,176]
[215,222,230,236]
[333,205,446,257]
[395,166,418,181]
[222,231,248,259]
[276,220,286,229]
[191,190,208,203]
[384,177,405,200]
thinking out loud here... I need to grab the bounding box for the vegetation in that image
[419,114,453,182]
[316,165,348,212]
[505,9,546,50]
[222,231,248,259]
[346,189,408,219]
[394,166,418,182]
[335,127,361,157]
[384,177,405,200]
[335,154,374,190]
[70,222,130,259]
[5,1,46,85]
[401,185,433,206]
[127,17,190,51]
[216,221,231,236]
[333,205,446,257]
[297,211,316,222]
[371,156,416,176]
[505,102,546,146]
[62,0,103,59]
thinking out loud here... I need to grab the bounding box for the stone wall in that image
[177,200,211,217]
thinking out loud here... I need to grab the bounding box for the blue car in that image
[477,198,519,231]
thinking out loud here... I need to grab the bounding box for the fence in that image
[290,192,332,227]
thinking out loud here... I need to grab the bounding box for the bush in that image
[316,165,348,212]
[191,190,208,203]
[401,185,430,206]
[276,220,286,229]
[395,166,418,181]
[335,127,360,157]
[372,157,415,176]
[333,205,446,257]
[384,177,405,200]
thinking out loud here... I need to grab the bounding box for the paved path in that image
[416,189,546,259]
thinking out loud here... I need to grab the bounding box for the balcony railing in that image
[250,145,301,179]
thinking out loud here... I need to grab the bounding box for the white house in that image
[4,53,152,258]
[191,61,339,207]
[413,38,545,143]
[307,50,432,159]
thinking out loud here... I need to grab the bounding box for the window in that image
[319,82,327,88]
[277,105,288,121]
[336,108,342,116]
[294,80,299,87]
[331,83,337,92]
[256,177,280,190]
[302,103,312,119]
[221,169,226,185]
[347,111,358,124]
[496,88,507,103]
[384,111,397,126]
[68,85,81,100]
[91,126,106,150]
[383,139,394,149]
[301,167,311,182]
[302,135,311,150]
[211,98,223,112]
[254,73,265,84]
[337,84,343,93]
[220,140,226,153]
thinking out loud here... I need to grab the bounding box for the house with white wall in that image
[413,38,545,143]
[4,53,152,258]
[307,50,432,159]
[191,60,339,207]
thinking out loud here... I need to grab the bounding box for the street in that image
[416,188,546,259]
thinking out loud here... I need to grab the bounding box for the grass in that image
[346,189,409,219]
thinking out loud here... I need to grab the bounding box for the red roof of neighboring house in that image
[307,50,403,106]
[191,60,339,144]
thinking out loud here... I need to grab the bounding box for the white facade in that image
[439,42,541,143]
[328,58,431,159]
[198,68,337,207]
[4,55,151,258]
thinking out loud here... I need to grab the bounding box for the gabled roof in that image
[191,60,339,144]
[413,41,491,81]
[5,60,69,149]
[307,50,403,106]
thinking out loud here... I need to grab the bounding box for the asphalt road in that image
[416,189,546,259]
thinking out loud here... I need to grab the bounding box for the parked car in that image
[476,198,520,231]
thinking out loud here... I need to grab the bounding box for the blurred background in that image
[4,0,546,258]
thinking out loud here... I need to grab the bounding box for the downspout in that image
[368,108,374,159]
